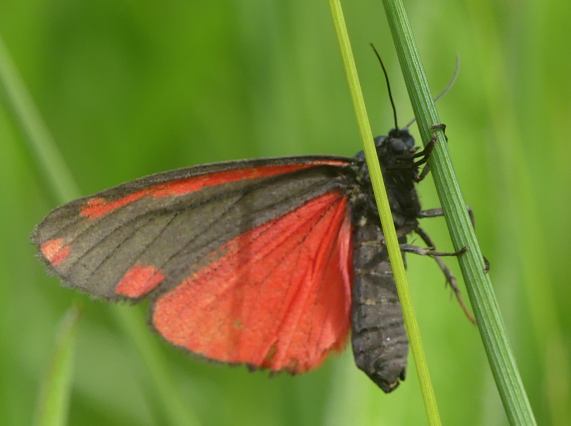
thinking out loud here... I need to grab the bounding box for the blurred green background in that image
[1,0,570,425]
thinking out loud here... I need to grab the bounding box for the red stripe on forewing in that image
[81,161,347,219]
[115,264,165,298]
[40,238,71,266]
[152,191,352,373]
[81,195,143,219]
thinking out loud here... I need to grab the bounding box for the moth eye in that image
[403,137,415,150]
[374,135,386,148]
[389,138,406,153]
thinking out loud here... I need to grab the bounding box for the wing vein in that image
[269,198,344,363]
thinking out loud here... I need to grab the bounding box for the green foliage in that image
[1,0,569,425]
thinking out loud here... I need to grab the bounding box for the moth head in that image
[382,128,415,153]
[374,128,417,168]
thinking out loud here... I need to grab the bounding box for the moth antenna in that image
[405,55,461,129]
[370,43,399,130]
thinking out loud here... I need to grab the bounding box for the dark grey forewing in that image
[32,156,352,300]
[351,214,408,392]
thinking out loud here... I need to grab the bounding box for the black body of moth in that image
[349,127,421,392]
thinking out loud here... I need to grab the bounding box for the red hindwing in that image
[153,192,352,372]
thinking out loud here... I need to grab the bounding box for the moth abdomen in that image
[351,216,408,393]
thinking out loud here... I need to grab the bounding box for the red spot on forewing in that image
[40,238,71,266]
[81,195,145,219]
[116,264,165,298]
[80,161,348,219]
[152,191,352,373]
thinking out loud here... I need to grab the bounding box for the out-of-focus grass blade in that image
[34,306,81,426]
[464,0,570,423]
[0,35,200,426]
[0,38,78,203]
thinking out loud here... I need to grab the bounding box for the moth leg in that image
[412,124,446,161]
[417,208,489,272]
[430,122,448,140]
[414,123,447,182]
[400,244,466,257]
[411,227,475,323]
[418,207,475,228]
[483,256,491,273]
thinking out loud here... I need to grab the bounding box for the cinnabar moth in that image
[32,54,466,392]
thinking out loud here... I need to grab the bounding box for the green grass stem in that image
[329,1,441,424]
[380,0,537,424]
